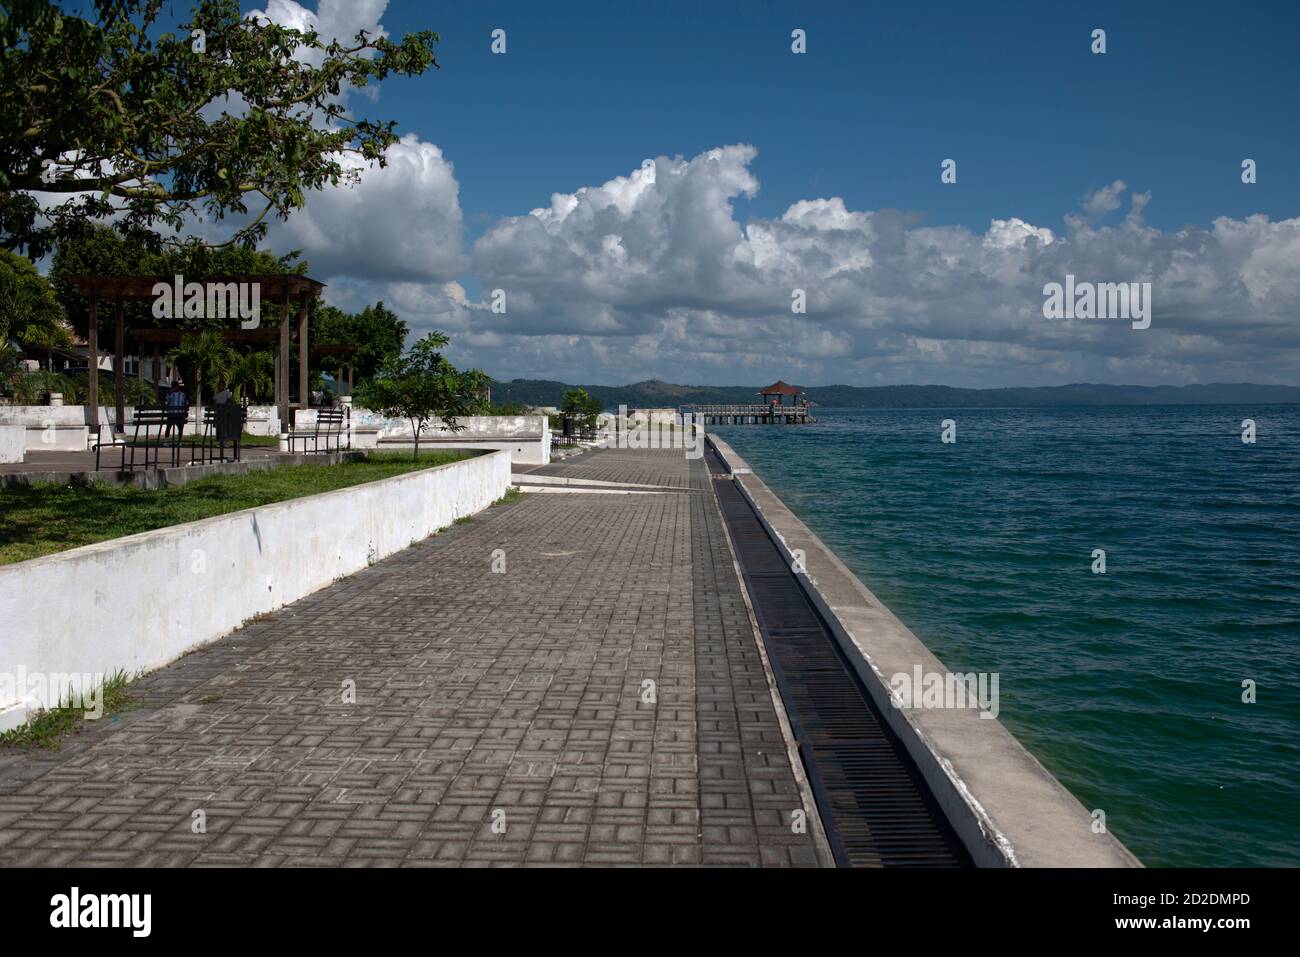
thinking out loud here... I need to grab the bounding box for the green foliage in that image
[493,486,525,506]
[561,387,603,430]
[312,299,407,387]
[227,349,274,403]
[0,670,139,751]
[6,365,168,407]
[486,400,534,416]
[48,225,294,342]
[122,375,160,408]
[354,332,486,461]
[9,368,76,404]
[0,249,72,348]
[2,0,441,257]
[64,370,158,408]
[167,329,234,402]
[0,344,20,379]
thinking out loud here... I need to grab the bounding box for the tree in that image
[312,299,407,387]
[167,329,233,408]
[0,248,72,353]
[561,387,603,432]
[354,332,484,462]
[48,224,296,345]
[2,0,440,257]
[485,399,534,416]
[227,349,273,403]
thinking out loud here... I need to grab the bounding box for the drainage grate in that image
[709,452,971,868]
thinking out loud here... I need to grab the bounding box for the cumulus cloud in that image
[264,134,466,283]
[198,2,466,284]
[1083,179,1128,216]
[442,145,1300,386]
[250,0,389,71]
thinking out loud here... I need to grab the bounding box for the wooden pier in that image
[683,403,815,425]
[684,379,815,425]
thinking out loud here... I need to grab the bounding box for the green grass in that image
[0,450,475,564]
[174,431,280,448]
[105,431,278,450]
[0,670,140,751]
[451,486,525,526]
[495,486,525,506]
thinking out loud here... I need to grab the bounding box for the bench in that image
[198,403,247,464]
[287,407,348,454]
[93,409,187,471]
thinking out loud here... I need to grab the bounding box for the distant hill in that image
[490,378,1300,410]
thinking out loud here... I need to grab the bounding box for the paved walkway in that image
[0,448,825,866]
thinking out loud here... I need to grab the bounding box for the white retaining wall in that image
[243,405,280,436]
[0,450,510,730]
[344,411,550,465]
[0,405,280,449]
[0,425,25,464]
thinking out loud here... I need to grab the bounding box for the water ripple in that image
[716,404,1300,867]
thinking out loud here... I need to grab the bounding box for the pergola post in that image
[153,343,161,387]
[114,299,125,432]
[297,294,309,411]
[278,289,291,428]
[87,292,99,429]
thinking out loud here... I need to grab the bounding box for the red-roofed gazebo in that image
[758,380,802,407]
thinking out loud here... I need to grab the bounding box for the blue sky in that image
[376,0,1300,240]
[50,0,1300,387]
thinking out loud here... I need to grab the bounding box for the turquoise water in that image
[712,406,1300,867]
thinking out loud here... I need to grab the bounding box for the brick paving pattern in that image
[0,448,821,867]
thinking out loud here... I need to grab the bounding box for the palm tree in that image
[0,250,72,357]
[228,350,274,403]
[167,331,234,412]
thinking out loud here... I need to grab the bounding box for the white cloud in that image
[250,0,390,70]
[1083,179,1127,216]
[434,145,1300,386]
[1081,179,1133,214]
[205,3,466,284]
[266,134,466,283]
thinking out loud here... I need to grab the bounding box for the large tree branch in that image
[1,0,438,255]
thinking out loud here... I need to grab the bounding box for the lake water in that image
[712,405,1300,867]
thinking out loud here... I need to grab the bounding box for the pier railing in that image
[681,403,815,424]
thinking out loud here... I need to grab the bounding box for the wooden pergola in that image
[70,275,326,431]
[312,343,359,396]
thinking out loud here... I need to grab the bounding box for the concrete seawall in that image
[0,450,511,731]
[707,434,1140,867]
[341,412,552,465]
